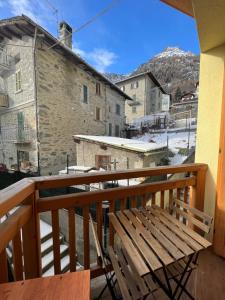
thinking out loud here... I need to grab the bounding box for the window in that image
[132,106,137,114]
[17,112,24,140]
[116,104,121,115]
[95,107,101,121]
[115,125,120,137]
[95,155,111,170]
[131,81,138,89]
[96,82,101,95]
[109,105,111,113]
[109,123,112,136]
[133,94,136,101]
[82,85,88,103]
[15,70,22,92]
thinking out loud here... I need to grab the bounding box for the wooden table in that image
[109,206,212,299]
[0,270,90,300]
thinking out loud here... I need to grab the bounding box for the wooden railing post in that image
[190,167,207,211]
[22,193,41,279]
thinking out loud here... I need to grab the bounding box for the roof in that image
[115,71,167,94]
[74,135,166,153]
[0,15,132,100]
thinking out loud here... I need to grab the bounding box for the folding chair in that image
[90,214,156,300]
[166,199,213,299]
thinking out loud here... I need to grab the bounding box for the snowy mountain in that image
[104,47,200,101]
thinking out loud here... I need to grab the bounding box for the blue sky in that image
[0,0,199,73]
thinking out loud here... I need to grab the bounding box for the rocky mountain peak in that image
[154,47,195,59]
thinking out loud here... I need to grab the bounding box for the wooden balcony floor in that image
[91,249,225,299]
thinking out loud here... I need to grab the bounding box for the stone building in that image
[0,16,131,175]
[116,72,167,124]
[74,135,167,170]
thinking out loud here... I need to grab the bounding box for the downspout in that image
[33,26,40,175]
[104,84,107,135]
[144,76,147,115]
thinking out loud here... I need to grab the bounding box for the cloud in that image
[7,0,56,26]
[73,43,117,73]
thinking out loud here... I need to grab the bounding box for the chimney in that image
[59,21,72,49]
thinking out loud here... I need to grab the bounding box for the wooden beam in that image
[160,0,194,17]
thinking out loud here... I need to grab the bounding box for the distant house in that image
[0,15,131,175]
[115,71,168,124]
[180,92,197,102]
[73,135,167,170]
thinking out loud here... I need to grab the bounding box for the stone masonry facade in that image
[116,73,164,124]
[0,21,128,175]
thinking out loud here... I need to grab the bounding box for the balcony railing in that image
[0,126,35,143]
[0,163,207,283]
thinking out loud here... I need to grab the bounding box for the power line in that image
[48,0,121,50]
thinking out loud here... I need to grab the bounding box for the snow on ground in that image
[133,130,196,165]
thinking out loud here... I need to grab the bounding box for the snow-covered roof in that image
[74,135,166,153]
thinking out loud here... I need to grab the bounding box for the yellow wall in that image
[195,44,225,218]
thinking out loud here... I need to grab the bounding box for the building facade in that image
[116,72,167,124]
[74,135,167,170]
[0,16,131,175]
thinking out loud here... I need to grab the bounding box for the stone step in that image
[42,244,69,274]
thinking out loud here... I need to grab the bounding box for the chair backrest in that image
[170,199,213,235]
[89,214,106,268]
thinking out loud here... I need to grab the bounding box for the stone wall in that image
[36,42,126,175]
[76,139,167,170]
[0,36,37,168]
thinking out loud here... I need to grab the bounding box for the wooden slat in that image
[0,179,35,218]
[115,245,142,299]
[83,206,90,269]
[96,202,103,249]
[116,211,162,271]
[169,189,173,212]
[133,208,184,260]
[124,210,174,266]
[34,163,207,190]
[0,206,32,253]
[175,199,213,226]
[120,198,126,211]
[12,231,23,280]
[108,247,132,300]
[108,213,149,276]
[22,197,41,280]
[121,246,149,296]
[174,206,210,233]
[144,207,194,256]
[142,194,147,207]
[183,186,189,224]
[160,191,165,209]
[150,208,202,251]
[176,188,181,219]
[37,177,197,212]
[68,208,76,272]
[51,210,61,274]
[109,200,115,246]
[0,249,8,283]
[130,196,136,208]
[152,193,156,205]
[154,206,211,248]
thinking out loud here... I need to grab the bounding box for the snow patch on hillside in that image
[154,47,195,59]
